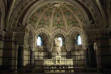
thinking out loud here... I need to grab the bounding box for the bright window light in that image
[77,35,82,45]
[37,36,42,46]
[57,37,63,47]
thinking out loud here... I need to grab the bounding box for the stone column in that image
[96,35,110,72]
[65,35,72,52]
[29,46,34,65]
[94,41,102,72]
[2,32,15,71]
[0,31,4,67]
[28,32,34,65]
[46,36,52,59]
[50,37,54,58]
[86,40,97,68]
[65,35,74,58]
[14,32,25,72]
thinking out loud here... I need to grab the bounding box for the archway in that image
[35,32,51,60]
[17,46,23,71]
[9,0,104,73]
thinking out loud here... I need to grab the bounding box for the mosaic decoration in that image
[53,8,64,28]
[29,2,82,29]
[29,6,47,25]
[63,8,79,27]
[38,7,52,28]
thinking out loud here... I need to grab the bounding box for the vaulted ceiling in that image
[28,1,85,30]
[0,0,111,33]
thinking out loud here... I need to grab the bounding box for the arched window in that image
[76,34,82,45]
[37,35,43,46]
[56,37,63,47]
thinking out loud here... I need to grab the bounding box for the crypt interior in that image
[0,0,111,74]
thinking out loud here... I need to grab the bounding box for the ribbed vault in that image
[5,0,106,33]
[28,1,85,31]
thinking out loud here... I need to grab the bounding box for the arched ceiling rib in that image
[23,0,90,31]
[77,0,106,28]
[5,0,106,32]
[28,2,85,31]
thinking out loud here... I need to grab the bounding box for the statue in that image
[54,38,61,56]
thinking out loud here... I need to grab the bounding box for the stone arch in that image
[36,32,52,59]
[52,29,66,38]
[52,29,66,50]
[36,28,50,36]
[36,29,51,52]
[77,0,105,28]
[67,27,88,50]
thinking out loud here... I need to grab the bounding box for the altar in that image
[43,55,74,73]
[44,56,73,65]
[42,38,74,73]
